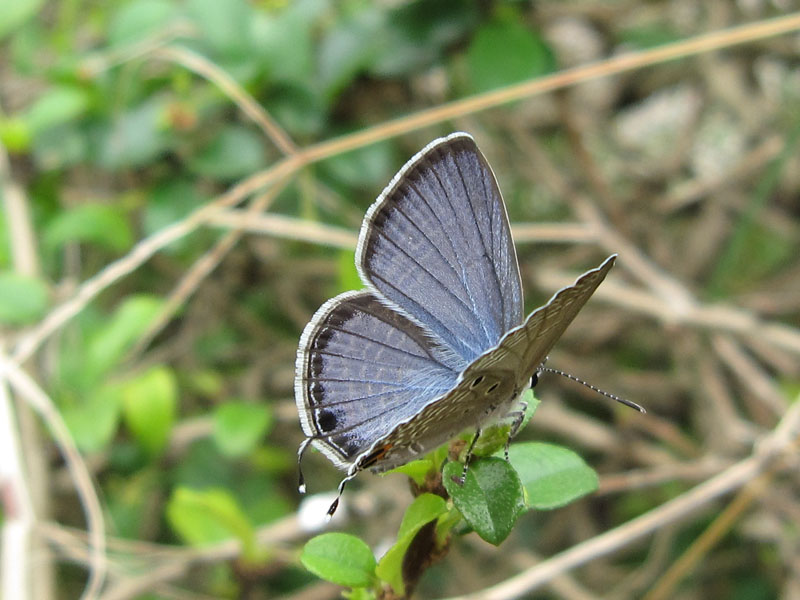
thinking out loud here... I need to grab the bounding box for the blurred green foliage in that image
[4,0,796,598]
[0,1,582,595]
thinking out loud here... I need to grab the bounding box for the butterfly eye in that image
[470,375,485,388]
[486,382,499,394]
[530,373,539,388]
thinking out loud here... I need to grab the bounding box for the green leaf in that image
[468,389,539,458]
[62,383,123,452]
[31,122,88,170]
[507,442,599,510]
[376,494,447,595]
[189,126,266,180]
[386,458,435,487]
[0,116,31,152]
[121,366,177,457]
[167,487,263,561]
[108,0,176,46]
[85,295,163,379]
[320,141,394,189]
[317,9,381,102]
[97,98,172,169]
[143,179,206,233]
[519,388,540,430]
[345,588,377,600]
[467,19,555,93]
[369,0,479,77]
[468,425,509,458]
[185,0,253,59]
[251,0,323,85]
[43,203,133,253]
[397,493,447,539]
[443,457,524,545]
[142,179,207,255]
[24,86,90,135]
[106,470,160,539]
[212,402,272,457]
[301,532,376,588]
[267,84,325,137]
[0,272,48,325]
[0,0,43,41]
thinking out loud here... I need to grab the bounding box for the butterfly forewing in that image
[471,255,616,379]
[356,133,523,363]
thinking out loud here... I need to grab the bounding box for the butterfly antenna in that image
[541,367,646,413]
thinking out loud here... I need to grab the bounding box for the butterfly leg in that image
[454,428,482,485]
[297,437,313,494]
[504,400,528,461]
[326,463,360,518]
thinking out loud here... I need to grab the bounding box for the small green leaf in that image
[469,389,539,457]
[43,203,133,253]
[121,366,177,457]
[108,0,176,46]
[142,179,207,254]
[24,86,90,135]
[301,532,376,588]
[0,272,48,325]
[185,0,252,58]
[85,295,163,380]
[386,458,435,487]
[0,0,43,41]
[469,426,507,458]
[368,0,479,77]
[213,402,272,457]
[519,388,540,430]
[31,122,88,170]
[97,98,172,169]
[251,0,321,85]
[167,487,263,561]
[0,116,31,152]
[345,588,377,600]
[189,126,266,180]
[467,19,555,93]
[266,84,325,137]
[62,383,123,452]
[507,442,599,510]
[376,494,447,595]
[396,493,447,539]
[317,10,381,102]
[320,141,394,188]
[443,458,524,545]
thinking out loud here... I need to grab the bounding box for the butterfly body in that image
[295,132,615,498]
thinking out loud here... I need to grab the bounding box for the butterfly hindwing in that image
[295,290,461,469]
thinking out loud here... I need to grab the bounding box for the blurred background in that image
[2,1,800,598]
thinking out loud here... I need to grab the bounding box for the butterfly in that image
[295,132,627,516]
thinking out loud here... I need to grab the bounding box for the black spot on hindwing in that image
[316,409,338,433]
